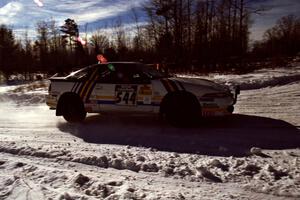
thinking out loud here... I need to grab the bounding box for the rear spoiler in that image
[49,77,67,81]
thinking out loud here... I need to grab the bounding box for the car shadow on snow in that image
[57,113,300,157]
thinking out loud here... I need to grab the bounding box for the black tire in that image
[62,97,86,123]
[161,91,201,126]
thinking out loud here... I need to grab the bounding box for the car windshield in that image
[139,64,169,79]
[65,65,95,80]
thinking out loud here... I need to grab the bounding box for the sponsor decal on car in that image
[160,79,185,92]
[115,85,137,105]
[139,85,152,95]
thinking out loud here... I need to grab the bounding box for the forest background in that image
[0,0,300,80]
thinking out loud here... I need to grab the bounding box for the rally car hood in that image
[172,77,229,93]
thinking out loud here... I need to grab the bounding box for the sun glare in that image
[33,0,43,7]
[77,36,87,46]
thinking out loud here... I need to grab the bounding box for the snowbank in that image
[177,64,300,90]
[0,141,299,199]
[0,81,48,105]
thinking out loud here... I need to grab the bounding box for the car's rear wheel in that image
[62,97,86,123]
[161,91,201,126]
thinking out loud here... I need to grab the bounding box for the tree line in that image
[0,0,300,80]
[252,15,300,58]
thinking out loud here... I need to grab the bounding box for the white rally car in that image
[46,62,239,124]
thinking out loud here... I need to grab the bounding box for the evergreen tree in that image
[60,18,86,66]
[0,25,18,77]
[60,18,79,52]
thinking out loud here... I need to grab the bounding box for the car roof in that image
[103,62,141,64]
[84,62,141,69]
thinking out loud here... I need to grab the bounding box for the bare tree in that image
[256,15,300,57]
[131,7,143,51]
[90,30,109,55]
[113,17,128,59]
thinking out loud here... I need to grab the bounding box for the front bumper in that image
[45,94,57,109]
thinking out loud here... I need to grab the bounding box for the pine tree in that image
[0,25,18,77]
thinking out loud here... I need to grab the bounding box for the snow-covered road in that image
[0,66,299,199]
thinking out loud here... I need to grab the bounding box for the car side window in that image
[97,64,150,84]
[126,64,150,84]
[97,67,126,84]
[130,71,150,84]
[97,68,113,83]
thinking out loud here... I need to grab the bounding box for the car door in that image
[91,63,154,113]
[129,66,154,112]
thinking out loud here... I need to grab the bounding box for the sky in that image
[250,0,300,40]
[0,0,299,41]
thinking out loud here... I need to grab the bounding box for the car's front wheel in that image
[161,91,201,126]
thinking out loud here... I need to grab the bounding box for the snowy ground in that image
[0,65,299,199]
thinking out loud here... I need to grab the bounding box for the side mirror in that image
[107,63,115,71]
